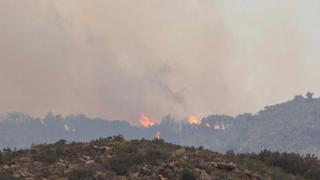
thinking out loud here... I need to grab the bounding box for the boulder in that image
[244,169,262,180]
[85,159,95,166]
[95,171,107,179]
[216,162,236,171]
[140,165,153,176]
[175,148,186,156]
[199,170,212,180]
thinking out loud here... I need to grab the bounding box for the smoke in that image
[0,0,320,123]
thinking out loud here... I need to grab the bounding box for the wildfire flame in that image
[214,123,225,130]
[139,113,155,128]
[156,131,161,140]
[188,115,201,125]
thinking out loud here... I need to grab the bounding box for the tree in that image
[306,92,314,99]
[294,95,304,100]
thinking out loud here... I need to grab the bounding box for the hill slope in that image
[232,96,320,155]
[1,94,320,156]
[0,136,299,180]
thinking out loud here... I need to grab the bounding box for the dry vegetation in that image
[0,135,319,179]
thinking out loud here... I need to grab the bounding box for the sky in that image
[0,0,320,123]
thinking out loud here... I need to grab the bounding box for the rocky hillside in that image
[0,136,300,180]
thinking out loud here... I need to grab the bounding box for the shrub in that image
[67,168,94,180]
[33,145,64,163]
[55,139,67,145]
[105,141,170,175]
[145,148,169,165]
[0,152,3,164]
[181,169,196,180]
[0,175,19,180]
[105,150,143,175]
[228,150,320,179]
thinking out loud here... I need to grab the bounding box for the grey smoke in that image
[0,0,320,123]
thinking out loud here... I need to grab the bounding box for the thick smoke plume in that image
[0,0,320,123]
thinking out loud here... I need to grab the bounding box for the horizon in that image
[0,91,316,125]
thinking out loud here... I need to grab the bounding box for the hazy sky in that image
[1,0,320,123]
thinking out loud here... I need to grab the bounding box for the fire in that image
[214,123,225,131]
[156,131,161,140]
[139,113,155,128]
[188,115,201,125]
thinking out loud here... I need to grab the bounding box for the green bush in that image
[181,169,196,180]
[0,152,3,164]
[67,168,94,180]
[228,150,320,180]
[105,141,170,175]
[33,145,64,163]
[105,147,143,175]
[0,174,19,180]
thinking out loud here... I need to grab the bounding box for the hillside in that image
[1,94,320,156]
[163,94,320,155]
[235,95,320,155]
[0,136,304,180]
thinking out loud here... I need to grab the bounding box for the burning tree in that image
[139,114,155,128]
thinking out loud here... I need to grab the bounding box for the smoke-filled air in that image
[1,0,320,124]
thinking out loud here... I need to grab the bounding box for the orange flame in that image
[214,123,226,130]
[188,115,201,125]
[139,113,155,128]
[156,131,161,140]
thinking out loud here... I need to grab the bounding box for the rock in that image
[244,169,251,174]
[140,165,153,176]
[169,161,175,166]
[175,148,186,156]
[155,166,175,179]
[92,145,112,153]
[216,162,236,171]
[129,172,139,178]
[56,159,67,168]
[85,159,95,166]
[16,169,31,178]
[58,159,67,163]
[80,155,95,165]
[118,176,127,180]
[54,178,68,180]
[199,170,212,180]
[82,155,91,161]
[210,162,218,167]
[159,174,169,180]
[68,163,79,169]
[18,157,29,162]
[64,163,79,173]
[32,161,42,167]
[244,169,262,180]
[95,171,107,179]
[163,164,174,171]
[252,174,263,180]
